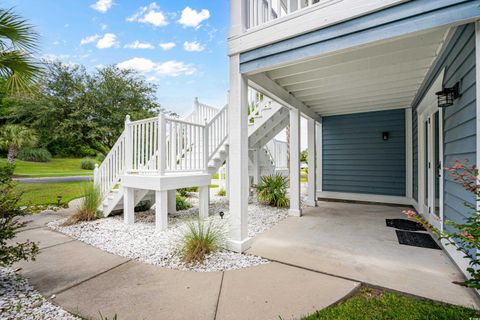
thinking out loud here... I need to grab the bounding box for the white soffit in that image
[266,28,450,116]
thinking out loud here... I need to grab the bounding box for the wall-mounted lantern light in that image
[382,132,389,141]
[435,82,460,108]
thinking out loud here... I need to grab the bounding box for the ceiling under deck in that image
[265,28,450,117]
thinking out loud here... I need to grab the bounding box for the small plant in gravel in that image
[176,194,191,211]
[404,159,480,289]
[255,174,290,208]
[178,187,199,197]
[217,188,226,196]
[63,183,102,226]
[0,164,39,266]
[180,219,225,264]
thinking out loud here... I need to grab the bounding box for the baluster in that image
[297,0,301,10]
[268,0,272,21]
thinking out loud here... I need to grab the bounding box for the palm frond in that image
[0,8,39,52]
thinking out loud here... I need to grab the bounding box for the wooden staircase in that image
[94,95,289,220]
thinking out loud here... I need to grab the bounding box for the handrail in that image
[207,105,229,161]
[94,131,126,196]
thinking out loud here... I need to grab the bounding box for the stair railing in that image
[207,105,228,161]
[184,98,219,124]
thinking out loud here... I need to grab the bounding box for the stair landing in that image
[122,172,211,191]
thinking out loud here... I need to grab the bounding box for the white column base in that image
[123,187,135,225]
[226,237,253,253]
[305,200,317,207]
[199,186,210,219]
[289,208,302,217]
[155,190,168,231]
[167,190,176,214]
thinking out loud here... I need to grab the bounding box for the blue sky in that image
[5,0,230,116]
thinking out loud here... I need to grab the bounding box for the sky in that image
[5,0,230,116]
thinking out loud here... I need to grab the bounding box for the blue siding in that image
[412,24,476,229]
[323,109,406,196]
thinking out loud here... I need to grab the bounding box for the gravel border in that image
[49,191,292,272]
[0,268,80,320]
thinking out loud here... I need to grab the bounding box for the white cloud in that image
[124,40,155,49]
[183,41,204,52]
[80,34,100,45]
[91,0,113,13]
[127,2,168,27]
[117,57,196,77]
[96,33,119,49]
[178,7,210,28]
[159,42,176,51]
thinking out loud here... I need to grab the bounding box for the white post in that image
[406,108,413,199]
[306,118,317,207]
[230,0,247,37]
[252,148,261,185]
[125,115,132,173]
[167,190,176,214]
[476,21,480,211]
[204,120,209,173]
[199,186,210,219]
[316,119,323,194]
[225,155,230,199]
[289,108,302,216]
[123,187,135,225]
[93,164,99,187]
[158,114,166,175]
[227,54,250,252]
[155,190,168,231]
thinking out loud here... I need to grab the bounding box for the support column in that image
[167,190,176,214]
[289,108,302,217]
[123,187,135,225]
[227,54,251,252]
[306,118,317,207]
[316,119,322,194]
[199,186,210,219]
[225,155,230,199]
[155,190,168,231]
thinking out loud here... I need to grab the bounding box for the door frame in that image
[417,69,445,231]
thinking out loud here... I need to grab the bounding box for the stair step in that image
[254,114,263,119]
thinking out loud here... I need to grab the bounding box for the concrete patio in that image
[13,211,359,320]
[247,201,480,309]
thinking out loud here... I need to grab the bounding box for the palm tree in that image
[0,124,37,163]
[0,8,42,92]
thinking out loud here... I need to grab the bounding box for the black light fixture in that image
[219,211,225,219]
[435,82,460,108]
[57,196,62,205]
[382,132,389,141]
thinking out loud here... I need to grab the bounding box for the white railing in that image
[267,139,289,170]
[127,117,160,174]
[165,118,207,172]
[94,131,126,195]
[184,98,219,124]
[248,0,322,29]
[207,105,228,161]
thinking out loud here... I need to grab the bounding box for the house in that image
[94,0,479,283]
[226,0,480,277]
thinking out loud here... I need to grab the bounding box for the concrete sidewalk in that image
[14,176,92,184]
[14,212,359,320]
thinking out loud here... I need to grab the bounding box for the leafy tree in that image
[0,164,39,266]
[9,62,166,157]
[0,124,37,163]
[0,8,42,93]
[300,149,308,163]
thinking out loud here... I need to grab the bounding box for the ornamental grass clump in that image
[255,174,290,208]
[404,159,480,289]
[180,219,225,264]
[176,194,191,211]
[63,184,102,226]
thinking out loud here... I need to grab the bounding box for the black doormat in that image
[386,219,426,231]
[395,230,441,250]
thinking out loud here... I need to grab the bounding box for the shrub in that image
[0,164,39,266]
[176,194,191,211]
[217,188,226,196]
[80,158,96,170]
[180,219,225,263]
[178,187,198,197]
[17,147,52,162]
[63,184,102,226]
[255,174,290,208]
[95,153,105,163]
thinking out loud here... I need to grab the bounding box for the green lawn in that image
[0,158,93,177]
[302,287,478,320]
[16,181,90,206]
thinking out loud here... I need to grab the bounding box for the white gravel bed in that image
[48,191,291,272]
[0,268,79,320]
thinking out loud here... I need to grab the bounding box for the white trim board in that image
[317,191,413,206]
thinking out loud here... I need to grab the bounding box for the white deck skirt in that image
[261,28,449,116]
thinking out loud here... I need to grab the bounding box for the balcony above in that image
[229,0,407,55]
